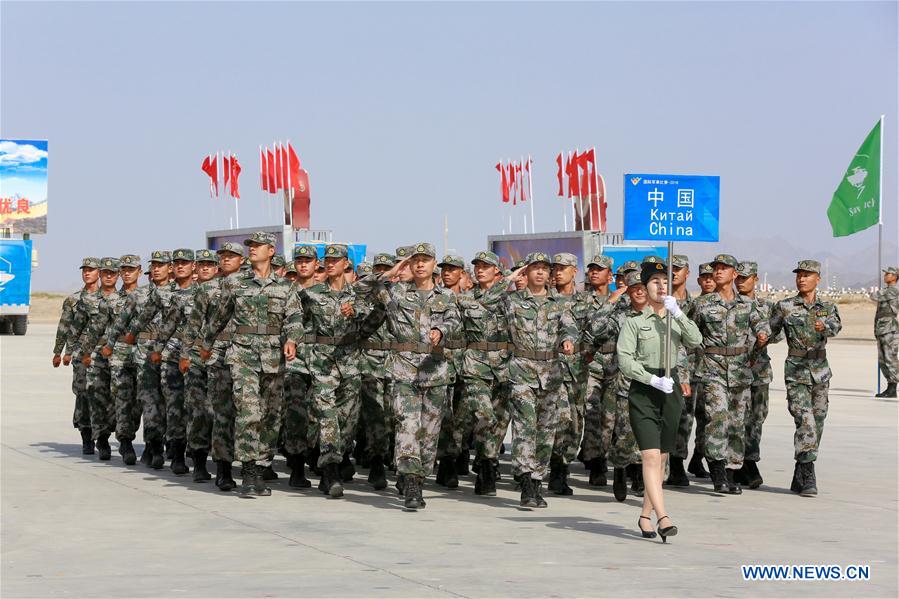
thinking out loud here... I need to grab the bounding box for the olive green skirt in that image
[627,369,684,453]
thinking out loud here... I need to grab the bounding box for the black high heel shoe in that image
[657,515,678,543]
[638,515,657,539]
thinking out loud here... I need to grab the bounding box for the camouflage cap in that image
[373,253,396,266]
[395,245,414,259]
[883,266,898,276]
[736,261,758,277]
[216,242,245,257]
[79,257,101,269]
[698,262,714,275]
[711,253,738,268]
[513,258,528,269]
[552,252,578,268]
[271,254,287,268]
[244,231,277,247]
[195,249,219,264]
[411,242,437,258]
[624,271,644,287]
[99,257,120,272]
[438,254,465,269]
[357,262,373,276]
[616,260,640,275]
[642,255,667,267]
[322,244,348,259]
[525,251,552,266]
[285,263,297,274]
[587,255,613,269]
[149,250,171,264]
[119,254,141,268]
[672,254,690,268]
[471,250,501,268]
[172,248,195,262]
[293,245,317,260]
[792,259,821,274]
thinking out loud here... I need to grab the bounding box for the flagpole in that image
[570,150,577,231]
[561,150,567,231]
[232,150,239,228]
[877,114,884,394]
[528,155,535,233]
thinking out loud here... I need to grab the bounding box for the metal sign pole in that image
[665,240,673,380]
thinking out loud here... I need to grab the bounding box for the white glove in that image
[650,375,675,394]
[663,295,683,318]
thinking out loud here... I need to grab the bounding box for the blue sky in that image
[1,1,896,291]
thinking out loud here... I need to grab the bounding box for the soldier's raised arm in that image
[53,295,76,358]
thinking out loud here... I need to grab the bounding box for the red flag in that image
[524,158,531,203]
[555,153,564,197]
[274,144,283,190]
[578,151,590,198]
[201,154,218,197]
[595,172,606,232]
[291,168,311,228]
[509,161,517,205]
[517,162,525,204]
[260,147,268,192]
[566,151,580,197]
[223,154,230,190]
[288,143,302,192]
[230,155,241,199]
[266,149,276,192]
[496,162,509,203]
[279,144,289,191]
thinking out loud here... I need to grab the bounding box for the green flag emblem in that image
[827,119,881,237]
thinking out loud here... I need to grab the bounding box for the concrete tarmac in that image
[2,325,897,598]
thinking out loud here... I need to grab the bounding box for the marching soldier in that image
[871,266,898,398]
[691,254,769,494]
[53,257,100,454]
[686,261,716,479]
[199,231,304,497]
[769,260,841,497]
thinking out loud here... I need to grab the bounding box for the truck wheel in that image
[12,316,27,336]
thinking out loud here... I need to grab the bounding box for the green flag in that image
[827,119,882,237]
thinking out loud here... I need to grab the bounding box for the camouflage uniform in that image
[298,244,368,468]
[691,255,769,480]
[355,243,462,480]
[769,261,842,464]
[682,262,715,467]
[501,253,578,483]
[870,271,899,386]
[435,255,468,469]
[201,234,304,469]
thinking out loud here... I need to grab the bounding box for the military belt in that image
[596,342,617,354]
[361,340,391,351]
[117,335,129,343]
[467,342,510,351]
[315,335,354,346]
[444,340,467,350]
[703,346,748,356]
[302,334,317,343]
[512,348,558,360]
[215,332,231,342]
[234,325,280,335]
[389,342,444,355]
[788,348,826,360]
[137,331,157,340]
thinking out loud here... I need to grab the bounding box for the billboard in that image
[0,240,33,313]
[0,140,48,235]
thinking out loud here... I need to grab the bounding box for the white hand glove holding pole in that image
[650,375,675,394]
[663,295,683,318]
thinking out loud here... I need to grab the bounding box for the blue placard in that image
[623,174,720,242]
[0,240,33,307]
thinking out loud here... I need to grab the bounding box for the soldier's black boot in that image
[287,453,312,489]
[238,462,257,496]
[665,457,690,487]
[150,439,165,470]
[558,463,574,496]
[743,460,763,489]
[548,457,564,494]
[395,473,406,496]
[519,474,537,509]
[307,445,322,476]
[476,459,497,496]
[492,458,501,481]
[170,439,189,475]
[612,467,628,502]
[216,460,236,491]
[875,382,897,398]
[192,449,212,482]
[404,475,421,510]
[339,452,355,482]
[367,456,388,490]
[435,457,449,486]
[725,468,742,495]
[455,449,470,476]
[688,452,710,478]
[261,464,278,481]
[533,479,548,508]
[139,444,152,465]
[318,462,331,495]
[709,460,727,492]
[790,461,803,493]
[165,441,174,460]
[253,465,272,496]
[96,434,112,461]
[587,457,608,487]
[417,477,427,509]
[444,458,459,489]
[80,428,95,455]
[630,464,644,497]
[326,463,344,498]
[799,462,817,497]
[118,438,137,465]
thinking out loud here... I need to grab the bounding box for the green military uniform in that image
[201,232,304,495]
[871,267,899,395]
[690,254,769,493]
[769,260,842,496]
